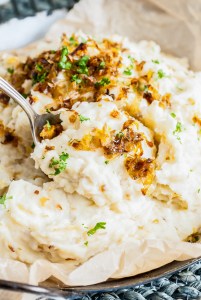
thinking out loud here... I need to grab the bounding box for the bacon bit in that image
[29,95,38,104]
[69,112,78,123]
[45,145,55,151]
[116,87,129,101]
[110,110,120,118]
[56,204,62,210]
[104,128,143,156]
[136,61,145,72]
[8,245,15,252]
[70,42,87,56]
[100,184,106,192]
[123,120,135,129]
[0,123,19,147]
[40,197,49,206]
[34,190,40,195]
[161,93,171,107]
[193,116,201,127]
[125,156,154,185]
[0,92,10,106]
[146,140,154,147]
[143,91,153,104]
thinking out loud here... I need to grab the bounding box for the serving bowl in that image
[1,257,200,298]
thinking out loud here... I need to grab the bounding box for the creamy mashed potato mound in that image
[0,33,201,278]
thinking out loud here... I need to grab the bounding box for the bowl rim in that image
[0,257,200,298]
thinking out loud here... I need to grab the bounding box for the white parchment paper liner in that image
[0,0,201,294]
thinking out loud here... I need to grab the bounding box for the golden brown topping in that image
[0,122,18,147]
[193,115,201,127]
[45,145,55,151]
[136,61,146,72]
[34,190,40,195]
[110,110,120,118]
[8,245,15,252]
[0,92,10,106]
[125,156,154,184]
[69,112,78,123]
[40,123,63,140]
[104,127,143,157]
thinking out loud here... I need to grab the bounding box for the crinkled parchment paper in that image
[1,0,201,299]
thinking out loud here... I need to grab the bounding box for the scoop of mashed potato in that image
[0,33,201,272]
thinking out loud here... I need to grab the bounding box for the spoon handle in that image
[0,77,37,137]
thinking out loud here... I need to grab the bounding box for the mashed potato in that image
[0,33,201,274]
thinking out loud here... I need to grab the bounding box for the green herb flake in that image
[173,121,183,142]
[77,55,90,75]
[116,131,124,138]
[79,114,90,123]
[170,112,176,118]
[152,59,159,64]
[198,188,200,193]
[49,152,69,176]
[58,46,72,70]
[95,77,111,87]
[46,120,51,130]
[69,36,78,46]
[123,68,132,76]
[105,160,109,165]
[84,241,89,246]
[35,64,43,72]
[0,194,13,207]
[99,61,106,69]
[128,55,135,64]
[46,108,51,113]
[71,74,82,84]
[87,222,106,236]
[7,68,14,74]
[31,142,35,149]
[158,69,166,79]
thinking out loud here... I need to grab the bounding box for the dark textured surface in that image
[0,1,201,299]
[34,263,201,299]
[0,0,79,23]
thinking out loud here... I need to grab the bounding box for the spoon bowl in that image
[0,77,61,144]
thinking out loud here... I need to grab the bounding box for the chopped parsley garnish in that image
[50,50,56,54]
[95,77,111,87]
[49,152,69,175]
[116,131,124,138]
[84,241,89,246]
[87,222,106,236]
[128,55,135,64]
[46,108,51,113]
[0,194,12,206]
[152,59,159,64]
[46,120,51,130]
[99,61,106,69]
[105,160,109,164]
[158,69,166,79]
[77,55,90,75]
[31,142,35,149]
[198,188,200,193]
[32,68,47,84]
[173,121,182,142]
[170,112,176,118]
[21,93,28,99]
[123,68,132,76]
[7,68,14,74]
[58,46,72,70]
[71,74,82,84]
[69,36,78,46]
[79,114,90,122]
[35,64,43,72]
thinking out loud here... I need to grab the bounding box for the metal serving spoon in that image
[0,77,61,145]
